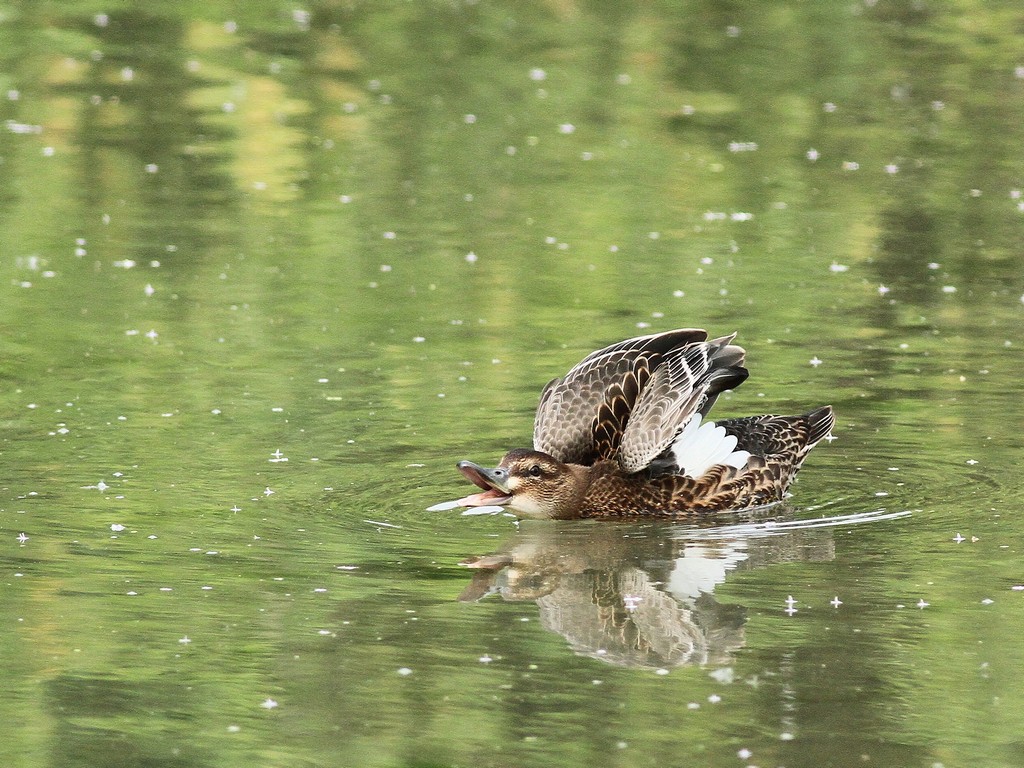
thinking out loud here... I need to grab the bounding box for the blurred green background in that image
[1,2,1023,767]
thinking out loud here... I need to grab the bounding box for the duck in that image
[449,328,835,520]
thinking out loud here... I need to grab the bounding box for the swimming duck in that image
[450,328,834,520]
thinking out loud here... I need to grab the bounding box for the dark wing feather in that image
[616,335,748,473]
[718,405,835,461]
[532,329,708,464]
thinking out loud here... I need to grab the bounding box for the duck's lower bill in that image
[456,489,511,507]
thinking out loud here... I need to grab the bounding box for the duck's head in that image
[456,448,584,519]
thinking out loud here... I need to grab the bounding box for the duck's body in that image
[452,328,834,520]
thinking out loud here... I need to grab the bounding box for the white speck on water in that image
[806,148,820,161]
[942,285,957,293]
[917,599,930,609]
[953,533,965,543]
[655,668,669,676]
[145,163,158,173]
[110,524,125,532]
[648,231,660,240]
[738,748,753,760]
[878,285,890,295]
[966,459,978,465]
[885,163,900,174]
[780,732,795,741]
[728,141,757,152]
[809,356,822,367]
[842,160,859,171]
[364,519,401,529]
[179,636,191,645]
[397,667,413,676]
[412,336,425,343]
[127,591,138,596]
[529,68,546,81]
[981,598,994,605]
[17,533,28,544]
[263,487,274,497]
[823,102,837,112]
[927,262,941,270]
[260,698,278,710]
[558,123,575,134]
[709,667,734,683]
[829,263,849,273]
[707,694,722,703]
[479,655,493,664]
[464,251,478,263]
[463,114,476,124]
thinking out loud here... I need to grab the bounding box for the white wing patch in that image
[672,414,751,479]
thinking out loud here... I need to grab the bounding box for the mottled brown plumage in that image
[453,328,834,519]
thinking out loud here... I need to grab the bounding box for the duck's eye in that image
[528,465,543,478]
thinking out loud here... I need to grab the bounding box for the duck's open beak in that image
[456,460,512,507]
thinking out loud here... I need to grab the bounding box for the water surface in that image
[2,3,1023,767]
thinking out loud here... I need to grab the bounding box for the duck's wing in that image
[616,335,749,473]
[533,328,710,465]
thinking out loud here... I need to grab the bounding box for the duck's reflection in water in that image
[458,508,847,668]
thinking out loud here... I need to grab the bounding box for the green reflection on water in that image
[1,2,1023,767]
